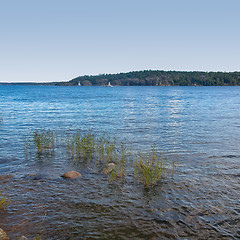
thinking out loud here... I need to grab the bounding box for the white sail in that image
[106,82,113,87]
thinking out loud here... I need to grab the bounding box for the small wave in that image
[190,141,218,145]
[209,155,240,159]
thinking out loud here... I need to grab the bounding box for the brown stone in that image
[102,163,115,174]
[61,171,81,179]
[0,228,9,240]
[19,236,28,240]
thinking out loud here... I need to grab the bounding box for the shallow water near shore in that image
[0,85,240,239]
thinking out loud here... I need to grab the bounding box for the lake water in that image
[0,85,239,239]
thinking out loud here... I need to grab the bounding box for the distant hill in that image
[56,70,240,86]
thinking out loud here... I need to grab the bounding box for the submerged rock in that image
[25,174,46,180]
[0,228,9,240]
[0,175,13,182]
[61,171,82,179]
[19,236,28,240]
[103,163,115,174]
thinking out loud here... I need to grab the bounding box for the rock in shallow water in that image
[0,175,13,182]
[0,228,9,240]
[61,171,82,179]
[103,163,115,174]
[19,236,28,240]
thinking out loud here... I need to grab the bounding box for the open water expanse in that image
[0,85,240,239]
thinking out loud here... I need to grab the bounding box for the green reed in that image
[0,192,10,210]
[66,132,115,163]
[105,138,116,162]
[108,160,126,183]
[134,147,166,188]
[66,131,95,160]
[27,129,173,186]
[81,132,95,159]
[33,130,55,154]
[107,142,129,182]
[65,134,75,158]
[96,135,106,161]
[65,132,128,181]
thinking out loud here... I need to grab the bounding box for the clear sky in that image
[0,0,240,82]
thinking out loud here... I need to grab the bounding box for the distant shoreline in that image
[1,70,240,86]
[1,84,240,87]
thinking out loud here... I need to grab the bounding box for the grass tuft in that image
[134,147,167,188]
[66,131,95,160]
[33,130,55,155]
[27,129,174,186]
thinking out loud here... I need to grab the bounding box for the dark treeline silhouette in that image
[56,70,240,86]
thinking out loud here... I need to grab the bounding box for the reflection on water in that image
[0,86,240,239]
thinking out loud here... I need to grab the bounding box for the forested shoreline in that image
[56,70,240,86]
[1,70,239,86]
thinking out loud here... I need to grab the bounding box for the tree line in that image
[56,70,240,86]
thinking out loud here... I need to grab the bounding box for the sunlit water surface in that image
[0,86,239,239]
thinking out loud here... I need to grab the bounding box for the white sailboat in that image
[78,81,81,86]
[106,82,113,87]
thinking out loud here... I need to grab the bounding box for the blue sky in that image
[0,0,240,82]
